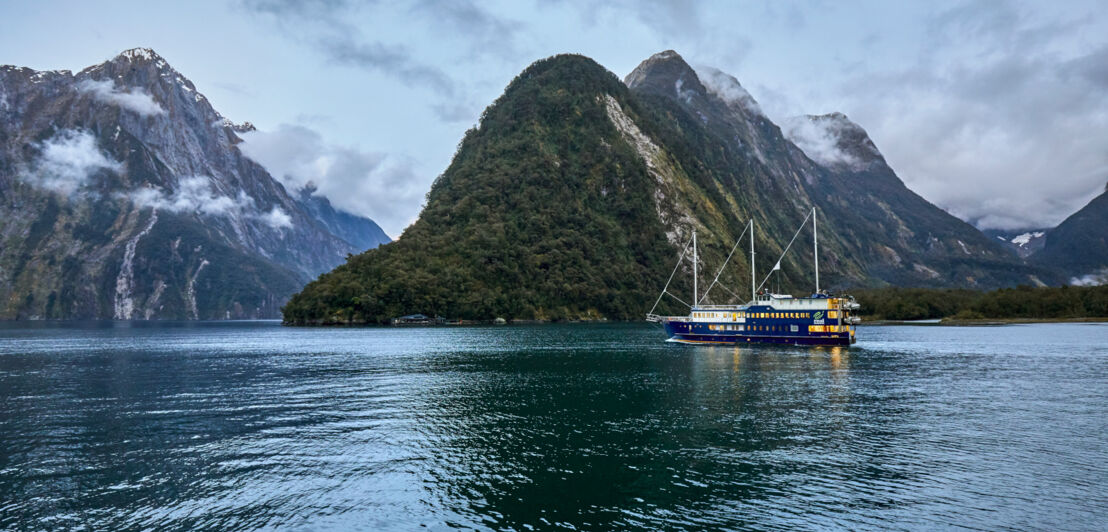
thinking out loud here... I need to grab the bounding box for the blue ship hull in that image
[662,319,855,347]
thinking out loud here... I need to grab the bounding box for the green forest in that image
[853,285,1108,321]
[281,55,685,324]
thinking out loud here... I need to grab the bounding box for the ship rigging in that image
[647,208,860,346]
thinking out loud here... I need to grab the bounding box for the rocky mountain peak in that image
[115,47,165,64]
[624,49,707,101]
[77,48,207,112]
[0,48,391,320]
[783,112,885,172]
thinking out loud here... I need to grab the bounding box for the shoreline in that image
[866,317,1108,326]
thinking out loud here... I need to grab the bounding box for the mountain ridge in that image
[282,50,1058,325]
[0,48,389,319]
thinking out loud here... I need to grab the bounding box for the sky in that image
[2,0,1106,237]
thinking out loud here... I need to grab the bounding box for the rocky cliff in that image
[0,48,388,319]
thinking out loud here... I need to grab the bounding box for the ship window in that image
[829,311,839,319]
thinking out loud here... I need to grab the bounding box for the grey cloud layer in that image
[235,0,1106,232]
[239,124,425,237]
[830,2,1108,230]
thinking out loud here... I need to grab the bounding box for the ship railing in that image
[692,305,747,310]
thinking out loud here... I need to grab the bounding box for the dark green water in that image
[1,322,1106,530]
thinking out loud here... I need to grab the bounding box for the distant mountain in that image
[984,229,1049,258]
[0,48,388,319]
[283,50,1054,325]
[624,52,1048,289]
[1032,183,1108,284]
[295,185,391,252]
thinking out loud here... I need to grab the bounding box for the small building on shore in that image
[391,314,446,326]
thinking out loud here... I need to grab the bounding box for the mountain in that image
[624,52,1047,289]
[0,48,388,319]
[283,50,1054,325]
[984,229,1049,258]
[295,185,391,251]
[1032,183,1108,284]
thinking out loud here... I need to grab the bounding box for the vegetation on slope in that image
[283,55,692,324]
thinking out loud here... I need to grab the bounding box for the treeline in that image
[853,285,1108,320]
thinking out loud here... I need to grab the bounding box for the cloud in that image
[239,123,425,236]
[257,206,294,229]
[409,0,521,59]
[694,65,763,116]
[128,176,292,229]
[1070,268,1108,286]
[22,129,121,195]
[240,0,510,123]
[824,2,1108,230]
[76,79,166,116]
[316,36,457,97]
[781,115,860,169]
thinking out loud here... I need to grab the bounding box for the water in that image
[1,322,1106,531]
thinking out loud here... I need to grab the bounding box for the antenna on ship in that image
[692,229,698,309]
[813,207,819,294]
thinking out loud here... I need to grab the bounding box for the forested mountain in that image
[1032,183,1108,284]
[0,48,388,319]
[283,51,1054,324]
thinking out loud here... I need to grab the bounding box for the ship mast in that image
[813,207,819,294]
[750,219,755,302]
[692,229,698,308]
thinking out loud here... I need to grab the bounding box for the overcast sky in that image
[3,0,1106,236]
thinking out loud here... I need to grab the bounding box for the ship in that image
[646,208,860,346]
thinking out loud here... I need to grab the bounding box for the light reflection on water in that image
[1,321,1106,530]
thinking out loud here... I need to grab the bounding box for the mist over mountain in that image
[0,48,389,319]
[283,50,1058,325]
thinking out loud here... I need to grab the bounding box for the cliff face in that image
[627,51,1051,289]
[0,48,388,319]
[282,51,1053,325]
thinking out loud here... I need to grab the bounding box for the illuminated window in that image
[829,311,839,319]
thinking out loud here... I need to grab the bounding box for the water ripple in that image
[1,321,1106,530]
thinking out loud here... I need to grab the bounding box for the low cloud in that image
[694,65,763,116]
[781,116,860,169]
[1070,268,1108,287]
[239,123,425,236]
[257,206,293,229]
[22,129,121,195]
[77,79,166,117]
[128,176,292,229]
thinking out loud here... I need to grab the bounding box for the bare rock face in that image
[624,50,1054,288]
[0,48,389,319]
